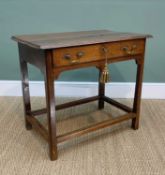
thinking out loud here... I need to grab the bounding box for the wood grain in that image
[12,29,151,161]
[12,30,151,49]
[52,39,145,67]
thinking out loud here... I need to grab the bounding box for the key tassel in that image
[100,47,110,83]
[100,63,110,83]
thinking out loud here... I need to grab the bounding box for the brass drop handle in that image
[122,44,137,55]
[63,53,80,64]
[76,51,84,58]
[64,54,72,60]
[70,59,79,64]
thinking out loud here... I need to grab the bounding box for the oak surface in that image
[12,30,151,49]
[12,29,151,161]
[53,39,145,67]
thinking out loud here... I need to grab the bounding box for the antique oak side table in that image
[12,30,151,160]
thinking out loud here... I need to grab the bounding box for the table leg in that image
[132,58,144,130]
[19,57,32,130]
[45,53,57,160]
[98,70,105,109]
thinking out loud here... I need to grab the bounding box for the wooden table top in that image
[12,30,151,49]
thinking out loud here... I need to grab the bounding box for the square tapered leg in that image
[45,51,58,160]
[19,54,32,130]
[132,58,144,130]
[98,70,105,109]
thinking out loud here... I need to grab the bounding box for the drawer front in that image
[52,44,102,67]
[52,39,145,67]
[110,39,145,58]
